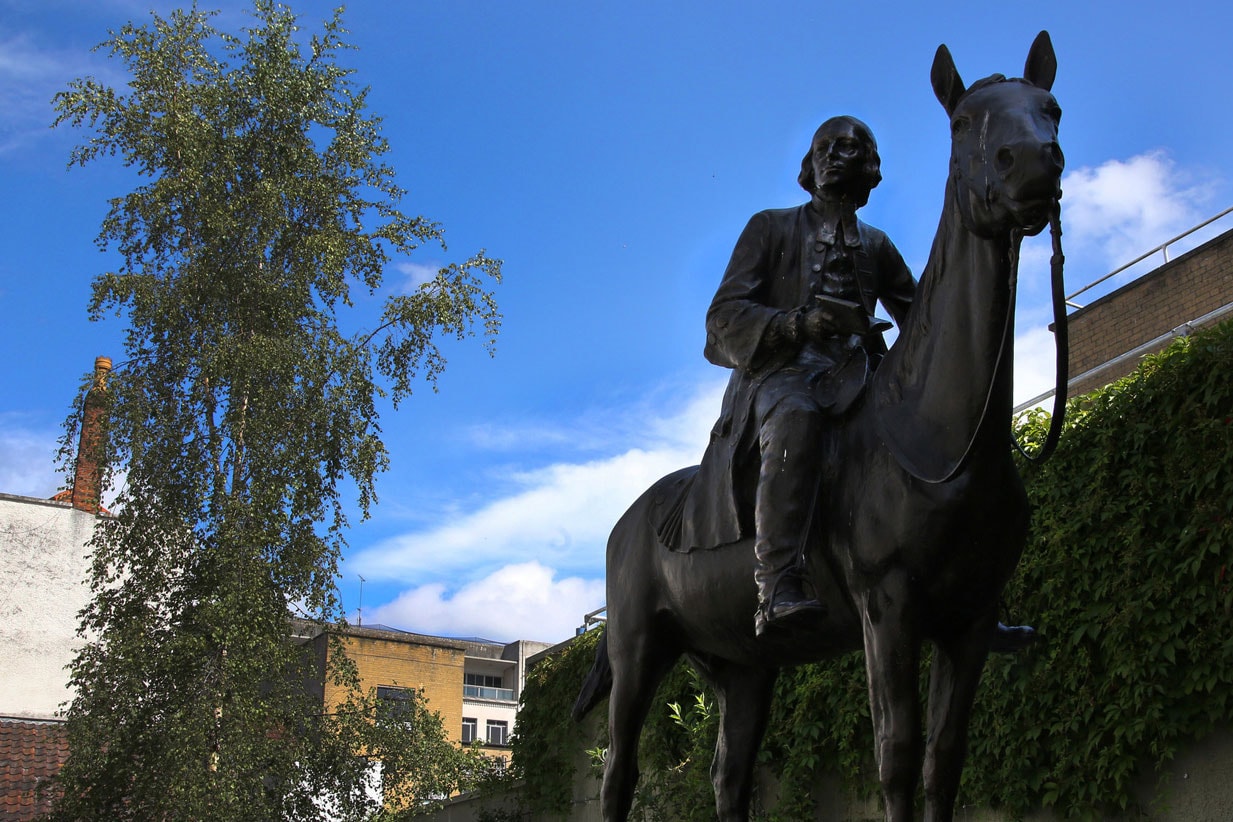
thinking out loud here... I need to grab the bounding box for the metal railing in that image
[462,684,515,702]
[576,606,607,636]
[1066,205,1233,308]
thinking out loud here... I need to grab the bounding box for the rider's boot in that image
[753,402,826,637]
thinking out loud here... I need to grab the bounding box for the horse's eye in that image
[1044,102,1062,123]
[951,116,971,136]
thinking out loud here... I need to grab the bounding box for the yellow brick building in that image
[296,621,551,760]
[314,624,468,746]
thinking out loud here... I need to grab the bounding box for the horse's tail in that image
[571,630,612,722]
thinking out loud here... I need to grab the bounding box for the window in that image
[461,717,478,744]
[376,686,417,720]
[486,719,509,746]
[464,673,504,688]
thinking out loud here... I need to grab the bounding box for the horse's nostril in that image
[1048,142,1064,170]
[996,146,1015,173]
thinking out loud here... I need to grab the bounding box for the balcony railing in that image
[463,684,515,701]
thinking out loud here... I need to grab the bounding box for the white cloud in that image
[350,377,724,640]
[362,447,683,579]
[366,561,604,644]
[0,32,127,154]
[394,261,440,292]
[1013,326,1063,407]
[462,383,718,455]
[1060,150,1217,277]
[0,35,63,152]
[351,378,723,585]
[347,375,724,645]
[0,419,62,498]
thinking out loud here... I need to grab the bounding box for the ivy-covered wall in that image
[512,319,1233,821]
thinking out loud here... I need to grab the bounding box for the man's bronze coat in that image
[675,201,916,552]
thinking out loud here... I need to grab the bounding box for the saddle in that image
[652,467,699,553]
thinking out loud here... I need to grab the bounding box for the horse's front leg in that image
[922,614,994,822]
[860,573,923,822]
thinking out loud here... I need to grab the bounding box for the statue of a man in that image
[691,115,916,636]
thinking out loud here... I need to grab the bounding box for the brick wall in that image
[319,628,468,744]
[1064,227,1233,395]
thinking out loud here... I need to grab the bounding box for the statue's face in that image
[810,120,870,198]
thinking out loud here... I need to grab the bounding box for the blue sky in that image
[3,0,1232,643]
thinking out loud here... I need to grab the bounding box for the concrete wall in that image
[1065,227,1233,395]
[0,493,97,720]
[412,726,1233,821]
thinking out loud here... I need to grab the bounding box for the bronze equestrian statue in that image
[574,31,1064,822]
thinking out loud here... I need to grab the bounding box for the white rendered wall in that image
[461,698,518,733]
[0,494,96,719]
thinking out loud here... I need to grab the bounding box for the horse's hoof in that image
[990,622,1037,653]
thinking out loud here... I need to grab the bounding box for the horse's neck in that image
[872,180,1016,482]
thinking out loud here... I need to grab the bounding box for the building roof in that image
[0,720,68,820]
[360,625,504,647]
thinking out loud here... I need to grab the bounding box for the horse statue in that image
[572,32,1065,822]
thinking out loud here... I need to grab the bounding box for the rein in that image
[1012,201,1068,462]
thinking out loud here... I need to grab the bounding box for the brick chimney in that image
[70,356,111,514]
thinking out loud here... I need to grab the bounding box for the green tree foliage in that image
[518,320,1233,820]
[49,3,501,819]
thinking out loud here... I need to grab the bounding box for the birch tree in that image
[50,3,500,818]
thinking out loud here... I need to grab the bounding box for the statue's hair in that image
[797,115,882,206]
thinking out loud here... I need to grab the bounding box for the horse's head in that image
[932,31,1063,238]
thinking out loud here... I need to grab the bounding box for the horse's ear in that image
[1024,30,1057,91]
[931,44,966,116]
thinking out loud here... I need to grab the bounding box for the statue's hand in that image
[802,300,868,340]
[801,305,836,341]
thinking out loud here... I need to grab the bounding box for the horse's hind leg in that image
[694,658,777,822]
[603,628,679,821]
[922,618,993,822]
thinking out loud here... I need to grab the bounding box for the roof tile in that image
[0,720,68,820]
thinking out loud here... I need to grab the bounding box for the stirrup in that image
[990,622,1037,653]
[755,569,824,637]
